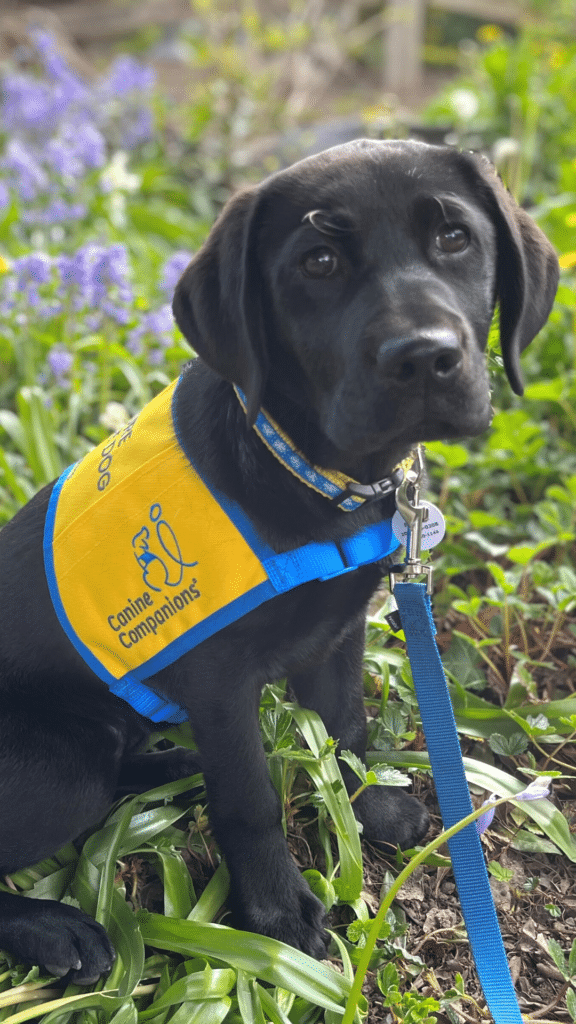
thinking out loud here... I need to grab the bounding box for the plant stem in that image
[341,798,508,1024]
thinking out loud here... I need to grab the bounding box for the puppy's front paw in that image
[229,851,329,960]
[354,785,430,850]
[0,898,115,985]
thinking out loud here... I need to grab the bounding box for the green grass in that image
[1,15,576,1024]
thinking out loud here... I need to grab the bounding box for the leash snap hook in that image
[389,445,434,595]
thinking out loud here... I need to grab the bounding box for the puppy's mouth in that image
[417,402,494,440]
[322,385,493,462]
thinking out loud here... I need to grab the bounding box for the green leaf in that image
[547,938,567,977]
[166,997,232,1024]
[566,986,576,1022]
[187,861,229,923]
[488,732,528,757]
[339,751,367,784]
[108,1000,138,1024]
[487,862,514,882]
[139,965,235,1018]
[524,379,565,402]
[137,914,350,1013]
[511,830,562,855]
[302,870,336,912]
[236,970,267,1024]
[3,991,128,1024]
[155,850,195,919]
[257,984,294,1024]
[568,938,576,978]
[286,705,363,902]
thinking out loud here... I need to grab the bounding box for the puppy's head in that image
[173,140,558,465]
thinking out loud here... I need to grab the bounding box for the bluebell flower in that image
[160,251,194,298]
[46,124,106,179]
[126,302,175,361]
[55,243,132,319]
[3,139,48,201]
[2,74,56,133]
[48,345,73,383]
[100,55,155,96]
[13,253,53,285]
[0,181,9,209]
[121,107,155,149]
[22,199,87,226]
[145,303,174,342]
[475,777,552,836]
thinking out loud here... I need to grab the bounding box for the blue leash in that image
[389,449,523,1023]
[394,582,523,1023]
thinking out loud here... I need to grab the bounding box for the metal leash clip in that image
[388,445,435,595]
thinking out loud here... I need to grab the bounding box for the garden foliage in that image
[0,17,575,1024]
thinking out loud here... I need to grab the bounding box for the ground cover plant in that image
[0,18,575,1024]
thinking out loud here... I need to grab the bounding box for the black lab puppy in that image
[0,140,558,982]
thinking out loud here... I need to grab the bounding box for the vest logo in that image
[132,501,199,592]
[46,378,269,682]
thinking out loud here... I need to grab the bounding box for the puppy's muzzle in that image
[376,328,463,386]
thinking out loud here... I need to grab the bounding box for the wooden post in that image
[384,0,426,95]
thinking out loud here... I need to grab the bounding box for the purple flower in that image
[160,251,194,298]
[126,326,144,356]
[56,243,132,310]
[515,777,552,801]
[475,777,552,836]
[13,253,53,285]
[121,107,154,148]
[146,303,174,341]
[45,124,106,179]
[99,55,155,96]
[48,345,73,382]
[2,75,56,133]
[476,802,496,836]
[22,199,87,225]
[126,303,174,360]
[0,181,10,210]
[2,139,48,201]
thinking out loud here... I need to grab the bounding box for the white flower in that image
[100,401,129,432]
[491,137,521,167]
[100,151,141,193]
[450,89,480,120]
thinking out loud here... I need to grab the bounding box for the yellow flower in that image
[477,24,503,44]
[548,45,566,70]
[0,255,10,274]
[559,251,576,270]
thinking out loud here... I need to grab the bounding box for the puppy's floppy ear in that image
[172,186,268,425]
[463,153,559,395]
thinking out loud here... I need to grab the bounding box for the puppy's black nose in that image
[376,329,463,385]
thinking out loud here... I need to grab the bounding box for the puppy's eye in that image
[301,247,339,278]
[436,225,470,254]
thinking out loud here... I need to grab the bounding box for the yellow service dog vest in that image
[44,378,397,723]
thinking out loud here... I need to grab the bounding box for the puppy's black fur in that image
[0,140,558,981]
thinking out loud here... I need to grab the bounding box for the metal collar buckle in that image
[388,446,434,595]
[343,466,405,503]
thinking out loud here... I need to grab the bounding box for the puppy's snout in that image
[376,329,463,386]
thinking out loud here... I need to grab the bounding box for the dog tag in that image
[391,501,446,551]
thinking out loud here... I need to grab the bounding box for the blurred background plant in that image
[0,2,575,1021]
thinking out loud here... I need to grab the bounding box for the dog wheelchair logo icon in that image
[132,503,198,592]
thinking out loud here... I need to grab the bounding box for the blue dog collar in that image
[234,387,411,511]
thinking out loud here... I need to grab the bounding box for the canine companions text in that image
[0,140,559,982]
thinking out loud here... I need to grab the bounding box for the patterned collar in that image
[234,387,413,511]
